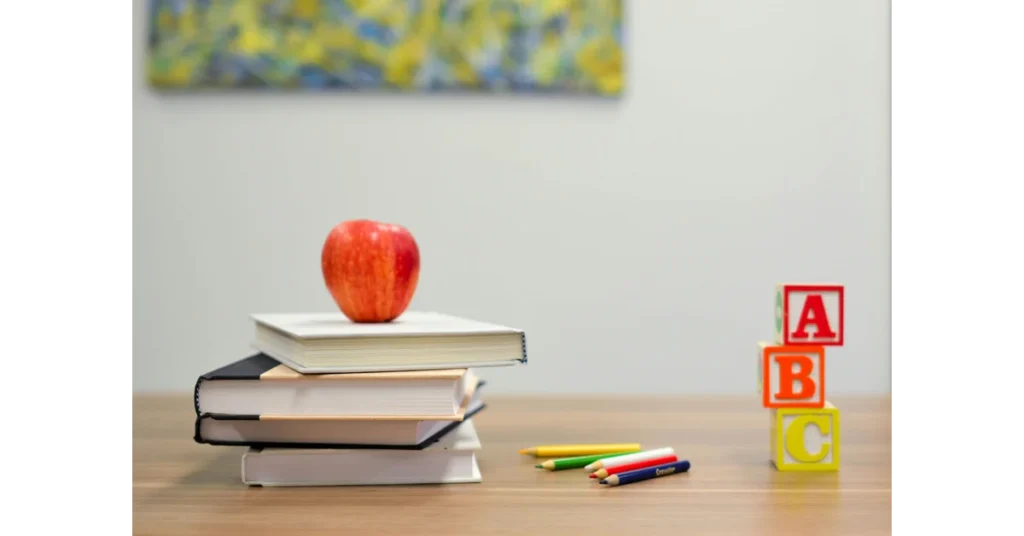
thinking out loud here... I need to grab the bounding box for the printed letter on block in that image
[769,402,840,472]
[761,343,825,408]
[775,284,845,346]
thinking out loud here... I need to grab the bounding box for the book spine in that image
[194,413,260,445]
[193,415,205,444]
[193,376,203,415]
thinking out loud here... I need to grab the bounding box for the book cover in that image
[241,420,484,487]
[250,311,523,340]
[194,401,487,450]
[248,310,527,373]
[194,354,479,418]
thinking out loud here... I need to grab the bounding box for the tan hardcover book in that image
[195,383,486,449]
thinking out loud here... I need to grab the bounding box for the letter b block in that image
[770,402,840,471]
[775,284,844,346]
[760,343,825,408]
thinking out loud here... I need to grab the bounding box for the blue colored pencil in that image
[599,460,690,486]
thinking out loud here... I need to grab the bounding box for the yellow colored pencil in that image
[518,443,642,457]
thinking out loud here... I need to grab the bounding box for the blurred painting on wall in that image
[146,0,624,96]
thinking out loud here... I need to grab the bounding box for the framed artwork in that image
[146,0,625,96]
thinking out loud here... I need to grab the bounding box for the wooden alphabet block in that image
[775,283,845,346]
[770,402,840,471]
[760,343,825,408]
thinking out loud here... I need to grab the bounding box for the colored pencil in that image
[589,453,678,479]
[518,443,642,457]
[583,447,675,472]
[599,460,691,486]
[534,451,639,471]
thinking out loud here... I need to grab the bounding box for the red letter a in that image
[792,294,836,340]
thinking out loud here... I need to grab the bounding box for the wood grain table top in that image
[133,394,891,535]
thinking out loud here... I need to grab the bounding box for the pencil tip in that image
[589,474,596,479]
[599,479,608,484]
[534,464,542,468]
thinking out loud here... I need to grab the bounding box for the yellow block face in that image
[770,402,840,471]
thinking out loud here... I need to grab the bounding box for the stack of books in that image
[193,310,527,486]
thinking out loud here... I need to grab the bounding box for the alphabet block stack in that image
[759,284,844,471]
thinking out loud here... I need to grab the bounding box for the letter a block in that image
[760,343,825,408]
[775,284,844,346]
[770,402,840,471]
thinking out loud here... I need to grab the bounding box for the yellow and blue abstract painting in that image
[146,0,624,96]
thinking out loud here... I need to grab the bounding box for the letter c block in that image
[770,402,840,471]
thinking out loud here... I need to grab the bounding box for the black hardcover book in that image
[193,354,487,449]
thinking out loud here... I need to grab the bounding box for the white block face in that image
[781,413,835,465]
[783,287,843,345]
[766,349,823,406]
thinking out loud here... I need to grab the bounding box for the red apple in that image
[321,219,420,323]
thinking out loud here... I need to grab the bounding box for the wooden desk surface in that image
[134,395,891,535]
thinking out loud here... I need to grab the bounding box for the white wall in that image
[134,0,890,394]
[888,0,897,397]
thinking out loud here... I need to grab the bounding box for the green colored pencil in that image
[534,451,640,471]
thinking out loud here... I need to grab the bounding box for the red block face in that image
[761,344,825,408]
[776,284,844,346]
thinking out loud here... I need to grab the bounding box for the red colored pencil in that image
[589,454,678,479]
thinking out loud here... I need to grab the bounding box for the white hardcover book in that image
[196,357,479,418]
[249,310,526,373]
[241,420,483,487]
